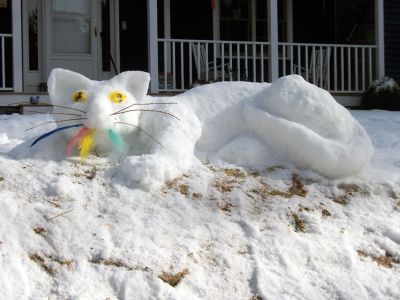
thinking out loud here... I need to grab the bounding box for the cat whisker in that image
[8,102,87,114]
[23,110,83,117]
[114,122,163,147]
[26,118,88,131]
[113,102,177,115]
[111,109,180,121]
[30,124,83,148]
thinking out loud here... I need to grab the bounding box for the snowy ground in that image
[0,109,399,299]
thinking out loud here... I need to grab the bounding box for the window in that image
[220,0,288,42]
[52,0,91,54]
[220,0,251,41]
[27,0,38,70]
[101,0,111,72]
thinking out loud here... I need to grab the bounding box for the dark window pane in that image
[220,0,251,41]
[28,0,38,70]
[101,0,111,72]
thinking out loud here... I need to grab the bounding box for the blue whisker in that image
[30,124,83,148]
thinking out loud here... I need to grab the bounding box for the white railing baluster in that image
[205,42,209,82]
[341,46,344,91]
[197,42,201,80]
[229,43,233,81]
[290,45,294,74]
[369,47,372,86]
[282,45,286,76]
[245,44,248,80]
[334,46,337,91]
[305,46,309,81]
[355,47,358,91]
[237,43,240,81]
[327,47,331,91]
[1,36,5,89]
[181,42,184,89]
[319,46,323,87]
[347,47,351,91]
[214,43,217,81]
[172,41,176,90]
[362,47,365,91]
[189,42,192,86]
[221,43,225,81]
[253,44,256,82]
[297,45,301,75]
[312,46,316,84]
[260,44,264,82]
[163,40,167,91]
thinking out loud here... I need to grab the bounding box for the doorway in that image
[22,0,118,92]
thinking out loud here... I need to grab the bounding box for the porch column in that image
[286,0,293,43]
[212,0,220,41]
[375,0,385,79]
[268,0,279,82]
[164,0,171,73]
[147,0,159,93]
[12,0,23,92]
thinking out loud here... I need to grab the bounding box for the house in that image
[0,0,397,107]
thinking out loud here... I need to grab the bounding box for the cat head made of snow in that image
[48,68,150,132]
[32,68,152,158]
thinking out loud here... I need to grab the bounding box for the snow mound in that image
[10,74,373,190]
[0,133,9,144]
[178,75,373,180]
[244,75,374,178]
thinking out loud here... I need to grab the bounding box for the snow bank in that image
[246,75,374,178]
[0,101,398,300]
[9,74,373,190]
[117,76,372,189]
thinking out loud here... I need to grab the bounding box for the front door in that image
[22,0,117,92]
[44,0,97,79]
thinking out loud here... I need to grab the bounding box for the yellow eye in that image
[109,91,127,103]
[71,90,88,103]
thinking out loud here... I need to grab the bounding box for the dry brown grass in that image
[321,209,332,217]
[33,227,46,235]
[292,213,305,232]
[332,194,349,205]
[90,258,150,272]
[218,201,233,213]
[266,166,284,172]
[29,254,55,276]
[337,183,361,194]
[269,174,308,198]
[214,179,236,193]
[179,184,190,196]
[158,268,189,287]
[332,183,369,205]
[357,250,396,268]
[73,167,97,180]
[223,168,246,179]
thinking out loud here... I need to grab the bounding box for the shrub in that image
[361,77,400,110]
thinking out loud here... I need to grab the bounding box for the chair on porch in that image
[294,48,331,89]
[191,43,232,83]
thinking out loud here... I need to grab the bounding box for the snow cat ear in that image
[47,68,93,103]
[110,71,150,101]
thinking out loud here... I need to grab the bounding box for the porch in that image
[0,0,386,106]
[149,0,385,100]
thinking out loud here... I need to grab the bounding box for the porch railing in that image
[0,33,13,91]
[158,38,270,92]
[279,42,377,93]
[158,38,378,94]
